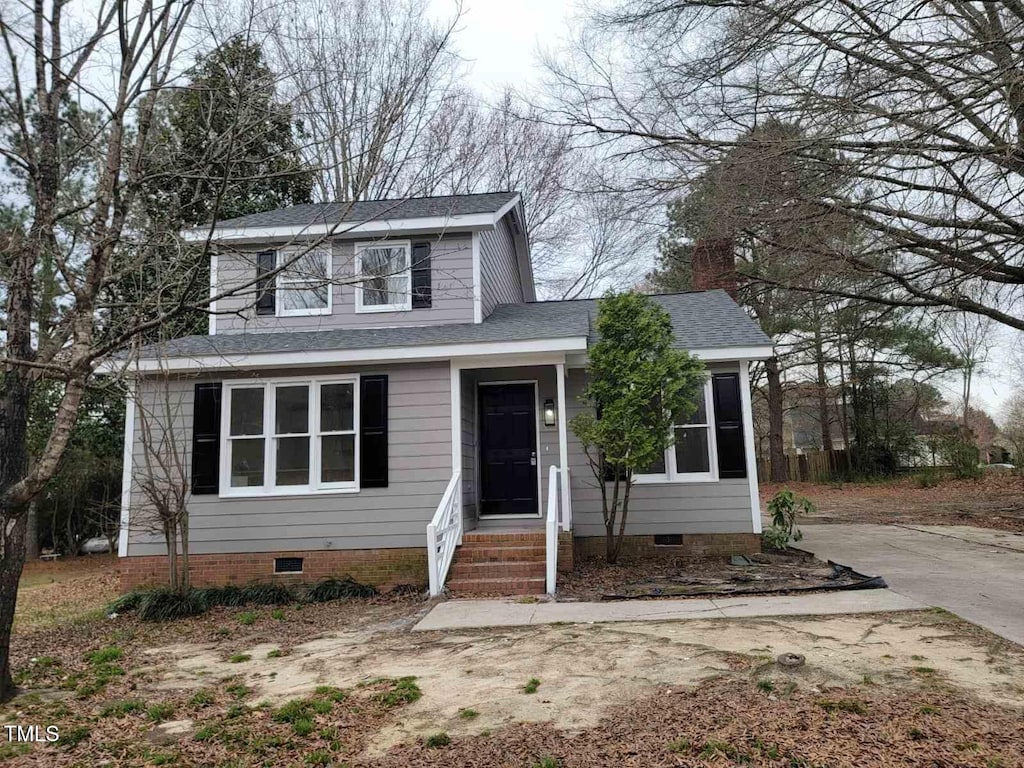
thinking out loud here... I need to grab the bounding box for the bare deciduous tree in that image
[132,372,193,591]
[543,1,1024,329]
[264,0,466,202]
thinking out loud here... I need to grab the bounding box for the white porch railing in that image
[427,470,462,597]
[545,464,570,595]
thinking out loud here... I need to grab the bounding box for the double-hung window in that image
[277,247,332,316]
[636,380,718,483]
[355,241,411,312]
[222,377,359,496]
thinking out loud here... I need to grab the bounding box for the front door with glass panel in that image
[478,383,539,516]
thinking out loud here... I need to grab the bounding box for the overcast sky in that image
[428,0,1019,418]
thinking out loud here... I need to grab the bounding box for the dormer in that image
[194,192,535,335]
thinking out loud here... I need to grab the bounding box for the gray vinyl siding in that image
[564,363,757,538]
[479,220,524,318]
[215,234,474,334]
[125,362,453,557]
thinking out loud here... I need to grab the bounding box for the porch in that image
[428,357,575,596]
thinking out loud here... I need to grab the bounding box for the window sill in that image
[219,486,360,499]
[632,474,719,485]
[277,307,332,317]
[354,304,412,314]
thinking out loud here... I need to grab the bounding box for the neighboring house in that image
[118,192,774,596]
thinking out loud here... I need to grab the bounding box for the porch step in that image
[455,545,548,563]
[447,576,546,596]
[448,560,545,580]
[446,528,547,595]
[460,531,546,546]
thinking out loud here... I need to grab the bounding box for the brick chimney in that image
[690,238,738,298]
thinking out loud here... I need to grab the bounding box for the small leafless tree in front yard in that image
[132,369,194,592]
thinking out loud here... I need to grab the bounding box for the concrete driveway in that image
[799,523,1024,646]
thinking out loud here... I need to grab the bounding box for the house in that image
[118,192,774,595]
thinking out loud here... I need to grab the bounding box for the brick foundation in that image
[557,531,574,572]
[574,532,761,560]
[118,547,428,593]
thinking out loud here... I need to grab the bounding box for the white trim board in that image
[117,383,137,558]
[564,344,774,368]
[471,231,483,324]
[127,337,588,374]
[738,359,763,535]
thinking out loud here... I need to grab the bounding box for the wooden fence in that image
[756,449,848,483]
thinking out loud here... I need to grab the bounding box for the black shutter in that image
[255,250,276,315]
[712,373,747,479]
[411,242,432,308]
[192,383,222,494]
[360,375,388,487]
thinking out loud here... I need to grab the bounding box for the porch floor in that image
[470,519,545,532]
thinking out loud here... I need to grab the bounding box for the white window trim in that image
[634,379,720,485]
[276,247,333,318]
[219,375,360,498]
[354,240,412,314]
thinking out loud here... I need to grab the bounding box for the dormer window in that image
[354,241,411,313]
[278,247,332,316]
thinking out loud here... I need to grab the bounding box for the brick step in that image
[447,576,546,596]
[454,545,547,562]
[448,560,546,580]
[461,531,546,545]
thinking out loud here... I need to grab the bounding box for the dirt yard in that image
[3,564,1024,766]
[761,473,1024,532]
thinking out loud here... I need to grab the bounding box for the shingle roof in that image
[140,290,770,361]
[210,192,520,230]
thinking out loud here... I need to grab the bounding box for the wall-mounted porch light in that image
[543,398,557,427]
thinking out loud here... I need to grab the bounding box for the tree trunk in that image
[0,512,28,701]
[765,356,788,482]
[24,500,39,561]
[814,328,832,450]
[604,476,622,563]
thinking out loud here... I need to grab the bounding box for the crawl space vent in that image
[274,557,303,574]
[653,534,683,546]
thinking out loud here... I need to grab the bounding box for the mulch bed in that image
[372,677,1024,767]
[761,474,1024,532]
[557,550,877,601]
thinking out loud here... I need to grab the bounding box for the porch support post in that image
[555,362,571,529]
[118,379,137,558]
[450,361,463,544]
[738,359,763,534]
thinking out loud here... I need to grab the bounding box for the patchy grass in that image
[523,677,541,694]
[228,653,251,664]
[425,732,451,748]
[371,676,422,707]
[99,699,144,718]
[666,737,691,753]
[818,698,869,715]
[458,707,479,720]
[147,702,175,722]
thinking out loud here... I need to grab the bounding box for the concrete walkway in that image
[800,523,1024,646]
[414,589,923,631]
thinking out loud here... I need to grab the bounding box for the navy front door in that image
[479,383,538,515]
